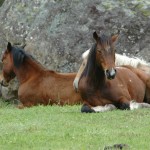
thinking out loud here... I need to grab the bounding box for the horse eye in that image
[97,50,102,54]
[98,51,103,56]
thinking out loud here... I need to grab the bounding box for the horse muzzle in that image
[105,68,117,80]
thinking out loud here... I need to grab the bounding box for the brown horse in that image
[1,42,82,108]
[78,31,150,112]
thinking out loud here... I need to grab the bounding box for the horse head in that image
[93,31,118,80]
[1,42,16,85]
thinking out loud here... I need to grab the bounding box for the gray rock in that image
[1,78,18,100]
[0,0,150,100]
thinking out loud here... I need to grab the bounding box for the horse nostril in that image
[105,69,109,76]
[106,69,109,73]
[105,68,116,80]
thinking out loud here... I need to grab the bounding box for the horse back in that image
[120,65,150,83]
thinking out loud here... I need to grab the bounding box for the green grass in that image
[0,100,150,150]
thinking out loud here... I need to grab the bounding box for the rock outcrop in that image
[0,0,150,100]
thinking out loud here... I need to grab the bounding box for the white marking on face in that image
[105,46,110,52]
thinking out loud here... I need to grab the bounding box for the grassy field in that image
[0,100,150,150]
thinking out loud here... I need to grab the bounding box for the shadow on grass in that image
[104,143,130,150]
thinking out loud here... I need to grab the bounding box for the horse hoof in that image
[119,103,130,110]
[81,104,95,113]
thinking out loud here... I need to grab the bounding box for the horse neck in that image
[90,64,106,88]
[83,58,106,89]
[13,58,45,84]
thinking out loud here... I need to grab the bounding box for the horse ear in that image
[7,42,12,51]
[93,31,99,41]
[111,34,119,43]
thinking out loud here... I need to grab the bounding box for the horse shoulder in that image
[78,76,88,92]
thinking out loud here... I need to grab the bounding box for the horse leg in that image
[120,99,150,111]
[73,58,87,92]
[129,101,150,110]
[114,97,130,110]
[117,98,150,110]
[118,102,130,110]
[81,101,116,113]
[81,103,95,113]
[91,104,117,112]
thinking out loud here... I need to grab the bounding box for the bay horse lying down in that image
[1,43,82,108]
[78,32,150,112]
[1,42,150,109]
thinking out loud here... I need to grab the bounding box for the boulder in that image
[0,0,150,100]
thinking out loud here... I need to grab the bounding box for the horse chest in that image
[80,81,120,105]
[98,83,122,100]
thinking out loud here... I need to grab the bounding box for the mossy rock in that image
[0,0,5,7]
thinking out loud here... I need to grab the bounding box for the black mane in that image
[80,44,105,88]
[80,34,111,88]
[11,46,33,68]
